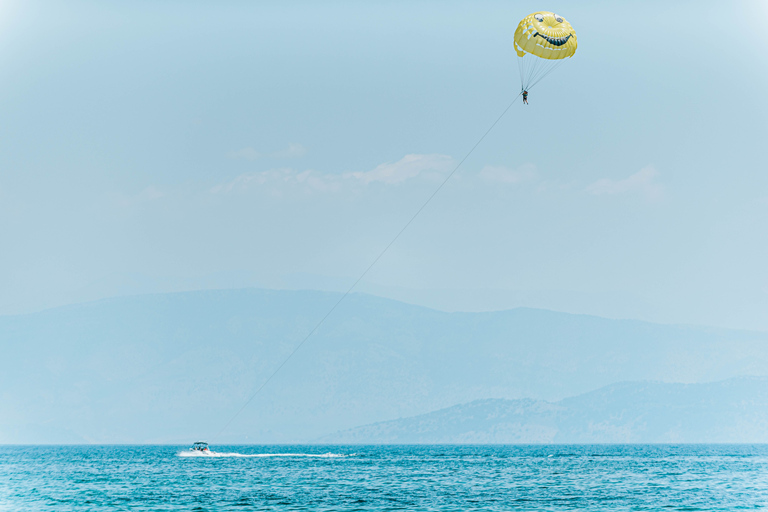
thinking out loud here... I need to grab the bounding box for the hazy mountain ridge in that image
[321,377,768,444]
[2,288,768,443]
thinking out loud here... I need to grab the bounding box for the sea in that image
[2,444,768,511]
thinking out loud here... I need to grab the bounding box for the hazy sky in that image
[0,0,766,329]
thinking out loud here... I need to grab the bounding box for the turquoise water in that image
[2,445,768,510]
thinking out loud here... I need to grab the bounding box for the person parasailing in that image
[522,90,529,104]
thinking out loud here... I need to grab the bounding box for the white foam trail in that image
[178,450,349,458]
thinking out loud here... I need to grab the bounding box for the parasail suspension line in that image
[215,92,522,439]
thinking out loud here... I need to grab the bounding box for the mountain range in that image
[320,377,768,443]
[2,288,767,443]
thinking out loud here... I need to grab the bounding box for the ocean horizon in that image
[3,444,768,510]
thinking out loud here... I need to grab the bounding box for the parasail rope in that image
[214,92,522,439]
[518,53,568,92]
[528,59,566,90]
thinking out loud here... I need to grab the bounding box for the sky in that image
[0,0,767,330]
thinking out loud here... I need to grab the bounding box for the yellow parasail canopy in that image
[514,11,577,61]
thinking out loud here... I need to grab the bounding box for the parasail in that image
[514,11,577,91]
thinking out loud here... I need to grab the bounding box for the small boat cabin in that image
[192,441,209,452]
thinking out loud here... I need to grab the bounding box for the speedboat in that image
[190,441,210,453]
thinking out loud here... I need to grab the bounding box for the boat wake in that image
[178,450,349,458]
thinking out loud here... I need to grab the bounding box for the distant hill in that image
[2,288,768,443]
[320,378,768,444]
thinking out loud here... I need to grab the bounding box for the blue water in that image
[2,445,768,511]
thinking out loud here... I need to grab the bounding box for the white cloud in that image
[228,147,262,161]
[586,165,663,199]
[479,163,536,184]
[213,153,464,194]
[271,143,307,158]
[228,143,307,161]
[348,154,454,185]
[211,172,269,193]
[211,168,340,194]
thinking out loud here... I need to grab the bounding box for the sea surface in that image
[2,445,768,511]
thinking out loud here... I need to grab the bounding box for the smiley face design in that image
[514,11,577,60]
